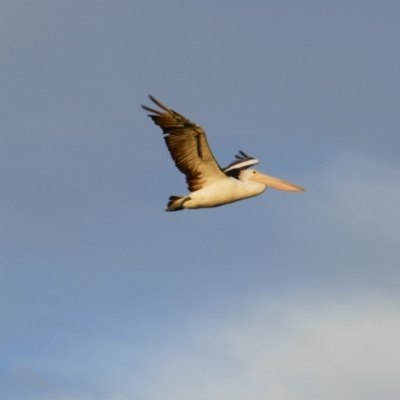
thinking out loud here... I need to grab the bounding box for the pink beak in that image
[250,173,305,192]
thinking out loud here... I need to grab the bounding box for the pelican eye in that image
[253,171,257,174]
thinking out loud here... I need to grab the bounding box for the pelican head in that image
[240,169,305,192]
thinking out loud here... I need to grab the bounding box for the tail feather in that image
[165,196,187,212]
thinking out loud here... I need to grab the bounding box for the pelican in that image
[142,95,305,211]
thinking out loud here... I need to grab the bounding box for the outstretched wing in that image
[223,151,259,178]
[142,95,227,192]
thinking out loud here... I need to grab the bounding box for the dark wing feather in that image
[223,151,259,178]
[142,95,227,192]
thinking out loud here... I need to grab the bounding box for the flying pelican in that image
[142,95,305,211]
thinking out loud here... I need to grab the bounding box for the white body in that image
[182,176,266,209]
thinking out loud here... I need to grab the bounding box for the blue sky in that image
[1,1,400,399]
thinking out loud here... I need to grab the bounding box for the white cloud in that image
[8,294,400,400]
[133,295,400,400]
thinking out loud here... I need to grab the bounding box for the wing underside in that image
[142,96,227,192]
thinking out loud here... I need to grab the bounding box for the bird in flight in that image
[142,95,305,211]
